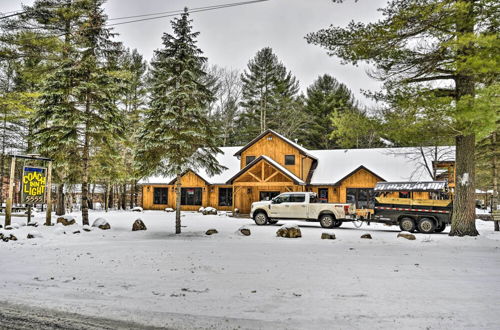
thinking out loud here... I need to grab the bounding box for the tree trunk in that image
[104,182,109,212]
[121,183,126,210]
[56,183,65,216]
[109,184,114,210]
[129,180,135,209]
[175,174,182,234]
[81,111,90,226]
[492,132,499,231]
[449,134,479,236]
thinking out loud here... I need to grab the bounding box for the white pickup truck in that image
[250,192,355,228]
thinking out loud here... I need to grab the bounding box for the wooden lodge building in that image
[139,130,455,214]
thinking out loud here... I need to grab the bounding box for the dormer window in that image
[285,155,295,165]
[246,156,256,166]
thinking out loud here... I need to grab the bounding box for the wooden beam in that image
[264,170,280,182]
[247,171,263,182]
[261,162,265,181]
[233,182,297,187]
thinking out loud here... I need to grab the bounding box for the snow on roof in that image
[139,144,455,187]
[308,146,455,185]
[138,146,242,185]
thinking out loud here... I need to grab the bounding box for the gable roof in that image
[332,165,386,185]
[308,146,455,185]
[138,146,242,185]
[166,170,210,185]
[226,155,305,185]
[233,129,318,160]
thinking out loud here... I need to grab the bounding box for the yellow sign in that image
[22,166,47,204]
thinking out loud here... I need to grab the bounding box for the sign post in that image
[4,156,16,227]
[45,161,52,226]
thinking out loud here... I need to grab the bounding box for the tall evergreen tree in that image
[307,0,499,236]
[239,47,299,142]
[138,9,224,234]
[303,74,359,149]
[35,0,124,225]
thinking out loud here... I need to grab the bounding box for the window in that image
[290,194,305,203]
[346,188,375,209]
[218,188,233,206]
[399,191,410,198]
[273,194,291,204]
[153,187,168,204]
[245,156,256,166]
[259,191,280,201]
[181,188,202,205]
[284,155,295,165]
[318,188,329,203]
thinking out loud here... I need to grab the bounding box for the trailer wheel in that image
[253,211,268,225]
[434,222,446,233]
[399,217,416,232]
[332,220,343,228]
[417,218,436,234]
[319,214,335,228]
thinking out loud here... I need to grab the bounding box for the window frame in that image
[218,187,233,207]
[245,155,256,166]
[153,187,168,205]
[346,188,375,209]
[284,155,295,166]
[180,187,203,206]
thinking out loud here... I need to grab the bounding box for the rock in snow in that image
[321,233,336,240]
[276,224,302,238]
[205,229,218,235]
[361,233,372,239]
[202,207,217,215]
[237,226,251,236]
[27,231,43,239]
[165,208,174,212]
[132,207,143,212]
[398,232,416,240]
[132,219,147,231]
[198,207,205,213]
[57,215,76,226]
[92,218,111,230]
[82,225,92,232]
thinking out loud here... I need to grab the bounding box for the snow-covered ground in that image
[1,210,499,329]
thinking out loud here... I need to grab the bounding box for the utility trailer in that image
[358,181,452,234]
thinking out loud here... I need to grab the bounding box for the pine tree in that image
[35,0,124,225]
[239,47,299,142]
[303,74,359,149]
[138,9,224,234]
[307,0,498,236]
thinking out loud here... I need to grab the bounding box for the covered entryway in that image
[227,156,305,214]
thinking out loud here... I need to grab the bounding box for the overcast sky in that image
[3,0,388,107]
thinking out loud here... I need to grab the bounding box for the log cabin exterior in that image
[139,129,455,214]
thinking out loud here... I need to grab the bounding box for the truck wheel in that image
[332,220,342,228]
[434,222,446,233]
[399,217,416,232]
[253,211,268,225]
[319,214,335,228]
[417,218,436,234]
[268,219,278,225]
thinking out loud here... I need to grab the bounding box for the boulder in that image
[73,230,81,234]
[57,215,76,226]
[27,221,39,227]
[131,206,143,212]
[82,225,92,232]
[205,229,218,235]
[165,208,174,212]
[237,226,251,236]
[8,234,17,241]
[202,207,217,215]
[361,233,372,239]
[397,232,416,240]
[92,218,110,230]
[132,219,147,231]
[276,225,302,238]
[321,233,336,240]
[5,225,14,230]
[198,207,205,213]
